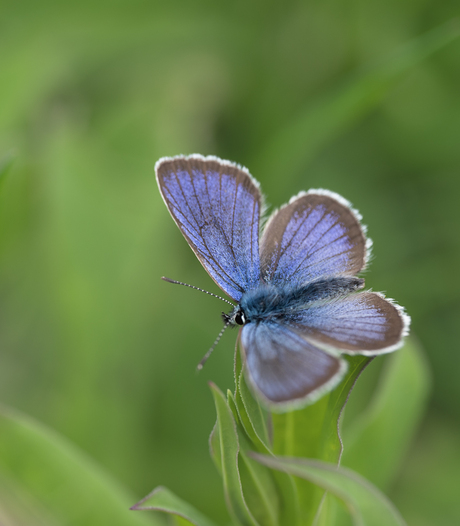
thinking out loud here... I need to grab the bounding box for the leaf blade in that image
[233,344,301,526]
[271,355,371,525]
[131,486,218,526]
[209,383,260,526]
[251,455,407,526]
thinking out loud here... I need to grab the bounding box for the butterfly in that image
[156,154,410,411]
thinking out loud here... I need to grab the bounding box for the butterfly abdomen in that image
[298,276,365,302]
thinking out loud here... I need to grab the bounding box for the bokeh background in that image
[0,1,459,525]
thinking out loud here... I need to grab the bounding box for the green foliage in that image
[210,384,259,526]
[270,355,371,525]
[136,338,427,525]
[131,487,217,526]
[342,338,431,490]
[251,455,406,526]
[0,405,162,526]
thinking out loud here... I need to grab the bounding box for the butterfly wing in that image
[294,292,410,355]
[260,190,409,354]
[260,190,369,288]
[156,155,262,301]
[240,320,347,410]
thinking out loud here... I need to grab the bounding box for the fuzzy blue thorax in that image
[225,276,365,326]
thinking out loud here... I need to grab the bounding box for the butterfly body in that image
[226,276,365,327]
[156,154,410,411]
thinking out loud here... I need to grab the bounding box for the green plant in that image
[132,337,429,526]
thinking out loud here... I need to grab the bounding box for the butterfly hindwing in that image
[156,155,262,301]
[260,190,368,288]
[295,292,409,354]
[240,320,346,410]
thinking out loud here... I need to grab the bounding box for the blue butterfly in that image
[156,154,410,411]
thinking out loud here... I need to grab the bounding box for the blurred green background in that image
[0,1,459,525]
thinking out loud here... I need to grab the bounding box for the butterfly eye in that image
[235,311,246,325]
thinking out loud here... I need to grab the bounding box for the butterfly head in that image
[222,306,247,327]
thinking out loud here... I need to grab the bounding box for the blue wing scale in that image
[260,190,369,288]
[156,155,261,301]
[293,292,409,355]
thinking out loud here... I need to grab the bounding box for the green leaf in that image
[211,398,281,526]
[250,20,460,182]
[271,355,371,525]
[233,343,269,452]
[251,455,407,526]
[0,405,163,526]
[342,338,430,489]
[208,421,222,476]
[131,486,218,526]
[319,355,373,464]
[226,389,281,526]
[209,383,260,526]
[236,372,271,452]
[233,345,301,526]
[236,429,280,526]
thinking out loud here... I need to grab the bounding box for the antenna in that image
[196,319,232,371]
[161,276,234,306]
[162,276,236,370]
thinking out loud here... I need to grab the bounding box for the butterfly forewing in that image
[240,321,346,410]
[260,191,368,288]
[156,155,261,302]
[295,292,408,354]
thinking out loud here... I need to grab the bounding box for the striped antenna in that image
[161,276,234,306]
[196,319,232,371]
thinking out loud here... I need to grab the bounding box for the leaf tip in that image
[130,486,164,511]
